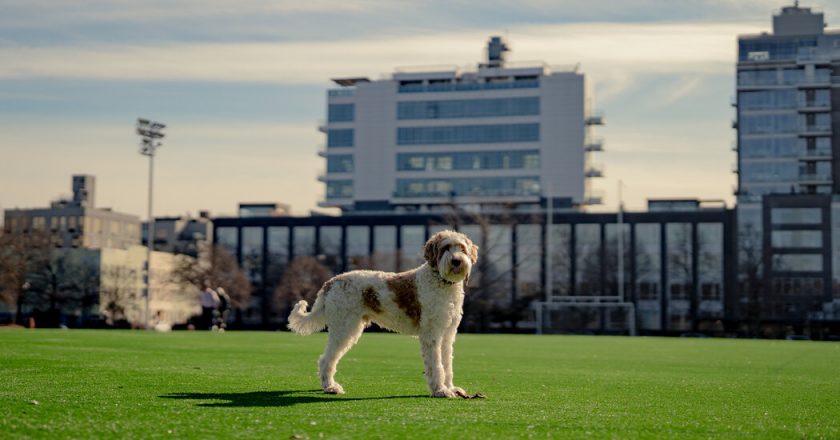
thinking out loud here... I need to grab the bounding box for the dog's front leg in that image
[441,329,467,397]
[420,334,454,398]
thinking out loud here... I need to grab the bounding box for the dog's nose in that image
[452,258,462,267]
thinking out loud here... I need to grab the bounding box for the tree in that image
[99,264,139,326]
[170,245,252,312]
[442,207,542,332]
[738,223,764,337]
[273,256,331,320]
[0,230,51,324]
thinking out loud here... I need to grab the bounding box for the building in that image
[734,3,840,331]
[214,205,735,334]
[319,36,604,213]
[238,203,290,218]
[142,211,213,258]
[3,175,141,250]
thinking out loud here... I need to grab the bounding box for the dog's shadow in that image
[160,389,427,407]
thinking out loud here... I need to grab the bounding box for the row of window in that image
[739,137,831,159]
[740,161,831,183]
[738,38,818,62]
[397,150,539,171]
[397,97,539,120]
[737,66,830,86]
[398,79,539,94]
[329,124,542,147]
[738,113,831,135]
[394,176,540,198]
[4,215,140,237]
[737,89,830,110]
[397,123,539,145]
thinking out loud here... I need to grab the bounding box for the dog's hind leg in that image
[319,318,365,394]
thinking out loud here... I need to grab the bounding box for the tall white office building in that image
[319,36,604,213]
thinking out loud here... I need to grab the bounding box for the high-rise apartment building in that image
[734,4,840,323]
[319,36,604,213]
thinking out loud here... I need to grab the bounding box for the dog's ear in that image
[466,238,479,264]
[424,233,441,268]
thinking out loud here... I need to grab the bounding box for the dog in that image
[287,230,478,398]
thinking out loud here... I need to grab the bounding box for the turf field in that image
[1,329,838,439]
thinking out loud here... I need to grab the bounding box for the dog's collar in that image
[430,267,459,285]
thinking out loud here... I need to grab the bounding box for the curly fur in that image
[287,230,478,398]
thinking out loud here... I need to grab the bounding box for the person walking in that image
[215,287,231,331]
[199,282,220,330]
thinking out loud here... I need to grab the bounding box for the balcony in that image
[797,100,831,113]
[584,165,604,178]
[798,126,832,137]
[317,119,327,133]
[798,173,832,184]
[583,190,604,205]
[584,139,604,152]
[798,149,832,161]
[585,114,605,126]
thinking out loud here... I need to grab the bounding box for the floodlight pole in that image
[136,118,165,330]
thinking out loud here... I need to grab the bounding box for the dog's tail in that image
[287,291,327,336]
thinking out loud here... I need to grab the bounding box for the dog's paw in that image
[323,384,345,395]
[451,387,468,398]
[432,388,457,398]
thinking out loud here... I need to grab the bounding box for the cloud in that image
[0,21,761,85]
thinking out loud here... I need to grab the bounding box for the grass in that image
[1,330,839,439]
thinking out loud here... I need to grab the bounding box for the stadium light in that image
[136,118,165,329]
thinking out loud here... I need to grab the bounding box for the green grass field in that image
[1,330,838,439]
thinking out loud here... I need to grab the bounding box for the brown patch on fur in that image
[387,271,421,327]
[320,278,338,296]
[362,286,383,314]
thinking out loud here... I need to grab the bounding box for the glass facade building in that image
[734,4,840,334]
[214,209,734,332]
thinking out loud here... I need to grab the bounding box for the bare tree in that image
[738,223,764,337]
[171,245,252,311]
[0,230,51,324]
[273,256,331,319]
[441,207,541,332]
[99,264,138,326]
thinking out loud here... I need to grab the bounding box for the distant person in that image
[214,287,232,332]
[199,282,220,330]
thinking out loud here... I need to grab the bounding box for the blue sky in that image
[2,0,838,218]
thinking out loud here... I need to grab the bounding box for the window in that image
[327,155,354,173]
[771,208,821,225]
[771,230,822,248]
[397,123,539,145]
[327,129,354,147]
[216,227,238,256]
[326,180,353,199]
[773,254,822,272]
[397,97,539,120]
[396,150,540,171]
[328,104,354,122]
[394,176,540,198]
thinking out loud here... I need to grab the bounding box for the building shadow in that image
[160,389,427,407]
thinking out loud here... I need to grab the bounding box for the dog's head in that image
[423,230,478,284]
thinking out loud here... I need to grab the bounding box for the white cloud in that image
[0,21,762,85]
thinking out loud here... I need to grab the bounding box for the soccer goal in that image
[533,298,637,336]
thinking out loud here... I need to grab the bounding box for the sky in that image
[2,0,838,219]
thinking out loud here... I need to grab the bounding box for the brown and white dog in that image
[287,230,478,398]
